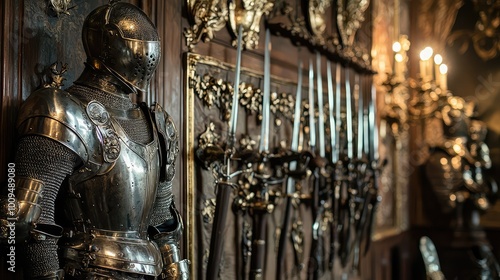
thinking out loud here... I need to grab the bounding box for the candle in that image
[434,54,443,86]
[392,41,402,77]
[439,64,448,91]
[419,47,433,82]
[395,53,404,81]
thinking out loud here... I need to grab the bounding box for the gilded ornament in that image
[43,62,68,89]
[305,0,331,43]
[337,0,370,48]
[228,0,275,49]
[48,0,74,16]
[185,0,228,50]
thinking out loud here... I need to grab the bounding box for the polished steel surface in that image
[63,233,162,276]
[16,88,96,163]
[15,177,44,225]
[82,2,161,93]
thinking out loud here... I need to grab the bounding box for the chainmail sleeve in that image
[148,104,190,279]
[149,105,179,227]
[16,135,77,278]
[149,181,174,226]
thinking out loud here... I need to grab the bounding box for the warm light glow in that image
[395,53,404,62]
[392,42,402,53]
[440,64,448,74]
[419,47,433,61]
[434,54,443,65]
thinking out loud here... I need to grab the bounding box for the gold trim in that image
[185,53,197,280]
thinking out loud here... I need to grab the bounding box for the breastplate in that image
[61,101,163,276]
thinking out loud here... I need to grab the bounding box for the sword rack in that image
[184,1,379,279]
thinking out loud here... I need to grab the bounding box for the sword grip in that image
[249,210,268,280]
[206,182,234,280]
[276,197,292,280]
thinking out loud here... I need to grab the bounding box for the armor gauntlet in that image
[150,206,190,280]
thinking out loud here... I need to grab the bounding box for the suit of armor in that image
[2,2,189,279]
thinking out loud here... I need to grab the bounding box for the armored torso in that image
[17,81,176,277]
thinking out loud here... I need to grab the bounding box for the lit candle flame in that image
[419,47,433,61]
[434,54,443,65]
[392,42,402,53]
[439,64,448,74]
[395,53,403,62]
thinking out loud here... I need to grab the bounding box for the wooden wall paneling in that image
[0,0,23,184]
[0,1,23,277]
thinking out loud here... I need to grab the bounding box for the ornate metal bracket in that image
[304,0,331,45]
[48,0,74,17]
[184,0,228,50]
[228,0,275,49]
[337,0,370,50]
[43,62,68,89]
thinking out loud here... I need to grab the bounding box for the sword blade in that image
[316,52,326,158]
[327,61,336,163]
[356,74,364,159]
[228,25,244,150]
[346,68,353,159]
[259,28,272,153]
[369,80,379,162]
[334,63,342,162]
[308,59,316,152]
[292,61,303,153]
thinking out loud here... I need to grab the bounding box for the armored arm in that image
[149,104,190,279]
[2,88,92,279]
[13,136,77,279]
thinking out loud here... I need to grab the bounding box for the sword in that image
[249,27,272,280]
[356,74,364,161]
[326,60,337,270]
[338,66,355,268]
[350,72,370,273]
[308,59,316,153]
[276,59,303,280]
[308,52,330,280]
[363,78,381,255]
[206,24,243,280]
[330,62,343,269]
